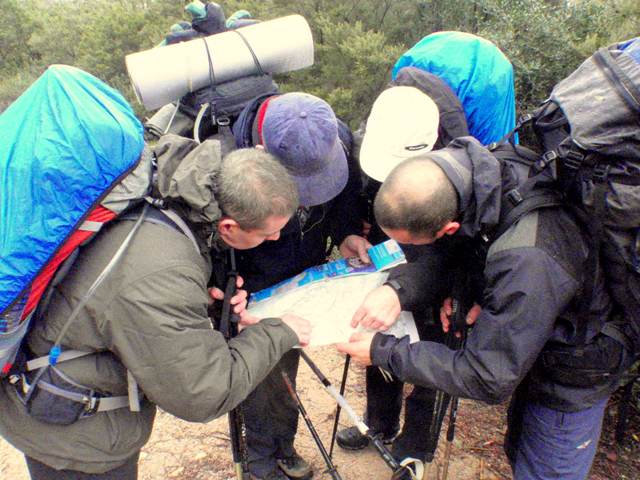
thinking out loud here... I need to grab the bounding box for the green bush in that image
[1,0,638,125]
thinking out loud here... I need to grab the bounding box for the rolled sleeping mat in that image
[126,14,314,110]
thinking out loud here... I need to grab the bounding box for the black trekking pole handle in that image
[219,249,250,480]
[281,370,343,480]
[329,354,350,459]
[299,351,414,479]
[221,249,240,340]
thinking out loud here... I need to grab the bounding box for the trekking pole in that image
[424,272,473,471]
[219,249,250,480]
[281,370,343,480]
[440,295,469,480]
[424,303,465,466]
[425,389,450,465]
[328,354,350,458]
[299,350,415,480]
[440,396,460,480]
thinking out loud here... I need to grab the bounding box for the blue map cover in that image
[250,240,405,304]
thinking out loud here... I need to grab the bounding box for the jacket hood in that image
[153,134,223,225]
[427,137,502,238]
[392,67,469,147]
[233,93,278,148]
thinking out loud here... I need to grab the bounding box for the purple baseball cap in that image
[261,92,348,207]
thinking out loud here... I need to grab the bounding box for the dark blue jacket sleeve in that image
[371,246,579,404]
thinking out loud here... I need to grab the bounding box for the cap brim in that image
[360,135,435,182]
[291,138,348,207]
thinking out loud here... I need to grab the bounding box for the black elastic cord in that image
[201,38,219,138]
[233,30,265,74]
[594,47,640,114]
[202,38,217,85]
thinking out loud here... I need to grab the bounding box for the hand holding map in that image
[247,241,419,347]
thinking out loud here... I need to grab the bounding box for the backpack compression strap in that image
[494,185,562,240]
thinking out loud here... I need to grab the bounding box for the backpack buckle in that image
[592,163,610,183]
[563,150,584,171]
[538,150,558,170]
[84,395,100,415]
[505,189,523,206]
[517,113,534,127]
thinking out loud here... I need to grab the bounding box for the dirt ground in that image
[1,345,639,479]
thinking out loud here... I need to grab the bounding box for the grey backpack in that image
[494,38,640,353]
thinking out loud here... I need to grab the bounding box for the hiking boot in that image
[336,426,398,451]
[250,467,289,480]
[277,451,313,479]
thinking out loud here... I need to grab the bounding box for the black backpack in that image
[491,37,640,354]
[144,11,279,149]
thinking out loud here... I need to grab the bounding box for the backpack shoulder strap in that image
[121,202,200,254]
[495,187,562,240]
[489,142,564,240]
[19,205,152,412]
[153,207,200,254]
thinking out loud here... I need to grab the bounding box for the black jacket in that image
[231,95,362,292]
[371,137,623,412]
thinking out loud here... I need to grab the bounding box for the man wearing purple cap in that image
[231,92,369,479]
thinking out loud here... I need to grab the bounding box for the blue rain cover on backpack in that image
[393,31,516,145]
[0,65,144,313]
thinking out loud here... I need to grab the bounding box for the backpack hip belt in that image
[9,359,142,426]
[5,204,201,425]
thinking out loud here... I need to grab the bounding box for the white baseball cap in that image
[360,86,439,182]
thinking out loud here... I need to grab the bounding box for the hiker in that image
[231,92,368,480]
[336,68,470,470]
[338,137,633,480]
[0,144,312,480]
[336,44,516,470]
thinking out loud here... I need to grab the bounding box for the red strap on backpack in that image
[22,206,117,319]
[256,96,276,146]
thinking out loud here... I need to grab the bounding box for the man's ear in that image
[217,217,240,235]
[435,221,460,239]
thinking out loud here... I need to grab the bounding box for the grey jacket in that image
[0,136,298,473]
[371,137,620,412]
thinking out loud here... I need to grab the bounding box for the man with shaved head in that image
[339,137,632,480]
[373,157,458,244]
[335,68,472,473]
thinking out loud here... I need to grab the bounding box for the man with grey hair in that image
[0,137,311,480]
[339,137,632,480]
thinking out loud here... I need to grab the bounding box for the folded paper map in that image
[248,240,419,347]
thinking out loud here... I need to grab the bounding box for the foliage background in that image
[1,0,639,128]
